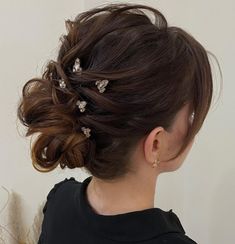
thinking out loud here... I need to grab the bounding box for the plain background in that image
[0,0,234,243]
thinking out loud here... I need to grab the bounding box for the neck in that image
[86,173,158,215]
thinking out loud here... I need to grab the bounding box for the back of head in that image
[17,3,217,180]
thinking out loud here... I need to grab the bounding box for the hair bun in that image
[17,3,220,180]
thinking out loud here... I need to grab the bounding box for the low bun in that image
[17,59,94,172]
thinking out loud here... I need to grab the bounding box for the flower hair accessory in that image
[73,58,82,72]
[95,79,109,93]
[72,57,110,138]
[58,78,66,88]
[81,126,91,138]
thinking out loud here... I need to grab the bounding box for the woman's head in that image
[17,3,217,180]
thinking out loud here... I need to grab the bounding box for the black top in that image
[38,176,198,243]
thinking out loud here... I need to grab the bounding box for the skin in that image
[86,103,195,215]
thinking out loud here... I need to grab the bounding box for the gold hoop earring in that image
[152,158,160,168]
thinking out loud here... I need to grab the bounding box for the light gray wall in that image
[0,0,234,243]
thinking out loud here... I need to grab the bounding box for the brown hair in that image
[17,3,222,180]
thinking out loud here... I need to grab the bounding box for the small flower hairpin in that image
[95,79,109,93]
[59,78,66,88]
[76,100,87,112]
[81,127,91,138]
[73,58,82,72]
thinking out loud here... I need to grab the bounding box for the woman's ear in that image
[143,126,165,167]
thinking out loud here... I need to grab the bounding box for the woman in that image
[17,3,219,243]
